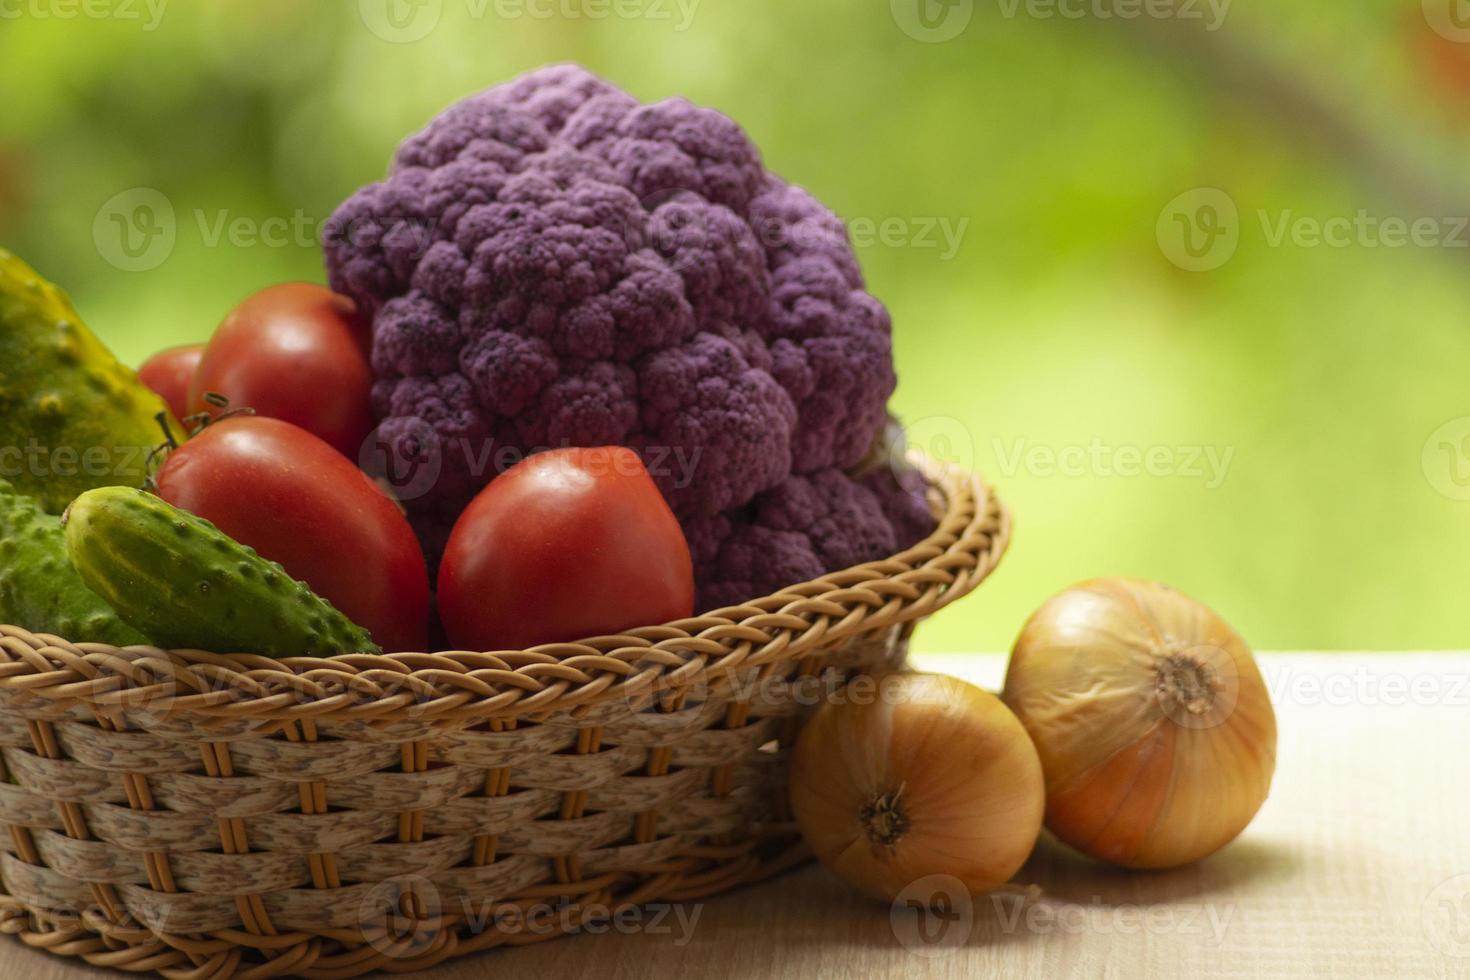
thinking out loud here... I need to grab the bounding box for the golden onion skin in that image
[1003,578,1277,869]
[789,672,1045,902]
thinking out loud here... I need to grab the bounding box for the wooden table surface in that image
[4,653,1468,979]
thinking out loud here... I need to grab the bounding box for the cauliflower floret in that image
[688,467,930,611]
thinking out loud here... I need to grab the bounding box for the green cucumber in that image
[64,487,380,657]
[0,479,149,645]
[0,249,179,513]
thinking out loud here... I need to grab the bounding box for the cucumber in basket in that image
[63,486,380,656]
[0,479,149,645]
[0,248,177,514]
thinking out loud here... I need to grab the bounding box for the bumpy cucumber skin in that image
[65,487,380,657]
[0,248,179,514]
[0,480,149,645]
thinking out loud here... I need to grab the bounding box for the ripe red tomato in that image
[190,283,373,458]
[438,447,694,651]
[137,344,203,422]
[154,416,430,652]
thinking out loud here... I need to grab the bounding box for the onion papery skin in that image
[789,672,1045,903]
[1003,578,1277,870]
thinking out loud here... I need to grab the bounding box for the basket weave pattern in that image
[0,458,1008,978]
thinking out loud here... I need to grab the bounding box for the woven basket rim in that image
[0,453,1009,725]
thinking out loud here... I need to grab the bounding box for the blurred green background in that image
[2,0,1467,652]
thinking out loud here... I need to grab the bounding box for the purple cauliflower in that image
[686,466,925,611]
[325,64,933,608]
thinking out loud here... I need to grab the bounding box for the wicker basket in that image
[0,455,1008,978]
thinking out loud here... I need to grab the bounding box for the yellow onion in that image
[1003,577,1276,869]
[789,672,1045,902]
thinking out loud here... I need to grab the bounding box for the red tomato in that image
[439,446,694,651]
[154,416,430,652]
[137,344,203,422]
[191,283,373,458]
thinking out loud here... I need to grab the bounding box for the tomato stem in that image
[143,411,179,492]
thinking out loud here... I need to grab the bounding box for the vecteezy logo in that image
[1422,417,1470,501]
[358,0,442,43]
[1156,188,1239,272]
[1424,0,1470,43]
[358,875,443,958]
[899,415,976,483]
[359,420,443,503]
[93,188,176,272]
[1154,644,1239,731]
[1423,874,1470,957]
[891,0,974,43]
[619,668,714,742]
[890,874,973,957]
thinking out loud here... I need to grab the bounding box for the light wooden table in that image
[5,654,1468,979]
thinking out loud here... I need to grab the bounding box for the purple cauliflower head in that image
[325,64,932,607]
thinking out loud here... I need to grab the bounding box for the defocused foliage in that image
[2,0,1466,651]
